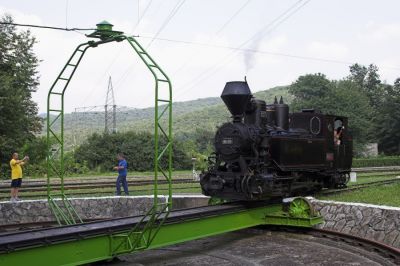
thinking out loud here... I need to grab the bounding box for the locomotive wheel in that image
[288,197,315,218]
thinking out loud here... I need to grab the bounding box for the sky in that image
[1,0,400,113]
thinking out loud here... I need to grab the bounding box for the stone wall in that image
[0,196,162,225]
[0,195,210,225]
[310,199,400,248]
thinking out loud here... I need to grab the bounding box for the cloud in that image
[306,41,349,59]
[358,22,400,42]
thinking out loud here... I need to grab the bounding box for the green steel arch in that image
[46,22,173,248]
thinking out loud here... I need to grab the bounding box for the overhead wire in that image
[137,36,400,71]
[114,0,186,88]
[131,0,153,34]
[132,0,253,106]
[146,0,186,48]
[215,0,252,35]
[174,0,310,100]
[111,0,187,100]
[65,0,69,28]
[0,22,95,32]
[171,0,252,76]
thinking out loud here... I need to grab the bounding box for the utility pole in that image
[105,76,117,133]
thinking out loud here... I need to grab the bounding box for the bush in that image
[0,163,10,180]
[75,131,192,172]
[24,160,47,177]
[22,152,90,177]
[352,156,400,168]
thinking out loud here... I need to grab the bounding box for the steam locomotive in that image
[200,80,352,201]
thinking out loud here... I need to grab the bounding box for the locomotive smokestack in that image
[221,81,252,119]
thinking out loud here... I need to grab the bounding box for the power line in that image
[132,0,253,106]
[137,0,140,26]
[0,22,95,32]
[215,0,252,35]
[65,0,69,28]
[174,0,309,99]
[131,0,153,34]
[138,35,400,71]
[146,0,186,48]
[170,0,252,76]
[175,0,306,95]
[111,0,187,96]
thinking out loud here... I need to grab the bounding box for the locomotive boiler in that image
[200,80,352,201]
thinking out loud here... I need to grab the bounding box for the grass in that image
[318,183,400,207]
[348,172,400,185]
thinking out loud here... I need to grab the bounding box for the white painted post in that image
[350,172,357,182]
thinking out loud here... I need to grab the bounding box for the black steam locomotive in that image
[200,80,352,201]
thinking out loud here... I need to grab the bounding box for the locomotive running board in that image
[0,199,322,266]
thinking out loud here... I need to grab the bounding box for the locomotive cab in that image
[325,115,353,172]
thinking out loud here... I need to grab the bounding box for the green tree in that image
[375,79,400,154]
[289,74,373,154]
[0,15,41,178]
[289,73,331,111]
[21,136,47,164]
[75,131,191,172]
[349,63,383,109]
[349,64,368,86]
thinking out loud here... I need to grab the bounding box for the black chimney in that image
[221,81,252,120]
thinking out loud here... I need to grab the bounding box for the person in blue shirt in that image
[113,153,129,195]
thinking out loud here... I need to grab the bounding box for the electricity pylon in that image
[105,76,117,133]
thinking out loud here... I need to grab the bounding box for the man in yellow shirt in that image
[10,152,29,202]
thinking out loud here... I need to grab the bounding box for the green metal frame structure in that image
[0,201,323,266]
[46,21,173,235]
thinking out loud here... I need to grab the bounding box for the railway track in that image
[0,165,398,185]
[0,186,200,200]
[312,228,400,262]
[0,167,399,200]
[352,166,400,173]
[319,178,400,196]
[274,227,400,264]
[0,178,197,193]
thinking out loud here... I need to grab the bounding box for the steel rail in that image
[0,179,196,192]
[265,226,400,264]
[311,228,400,262]
[319,178,400,196]
[0,186,200,200]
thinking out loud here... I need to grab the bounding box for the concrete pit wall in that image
[310,199,400,248]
